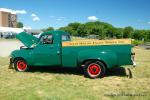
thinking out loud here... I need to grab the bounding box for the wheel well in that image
[81,59,108,69]
[13,57,26,63]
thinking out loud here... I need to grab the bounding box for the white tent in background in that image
[0,27,24,33]
[0,27,42,39]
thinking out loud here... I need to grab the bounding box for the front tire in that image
[83,61,106,79]
[14,59,29,72]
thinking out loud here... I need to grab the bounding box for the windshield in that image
[40,34,53,44]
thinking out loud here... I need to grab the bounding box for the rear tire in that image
[83,61,106,79]
[14,59,29,72]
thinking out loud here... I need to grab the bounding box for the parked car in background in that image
[2,32,16,39]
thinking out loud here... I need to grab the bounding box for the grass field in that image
[0,47,150,100]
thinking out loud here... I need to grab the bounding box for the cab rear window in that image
[62,35,70,41]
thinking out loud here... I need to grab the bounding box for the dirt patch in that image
[0,41,23,57]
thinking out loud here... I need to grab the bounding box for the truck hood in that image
[16,32,39,48]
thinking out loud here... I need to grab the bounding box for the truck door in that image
[33,34,61,66]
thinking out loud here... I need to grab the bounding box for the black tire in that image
[14,59,29,72]
[83,61,106,79]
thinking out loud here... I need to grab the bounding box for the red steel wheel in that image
[14,59,29,72]
[88,63,101,77]
[83,61,106,79]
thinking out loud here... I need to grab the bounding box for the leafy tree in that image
[59,26,78,36]
[105,26,116,38]
[146,31,150,42]
[58,22,81,36]
[123,26,134,38]
[77,24,87,36]
[114,28,123,39]
[17,22,23,28]
[80,21,107,39]
[57,21,150,42]
[142,30,150,42]
[132,30,143,40]
[68,22,81,30]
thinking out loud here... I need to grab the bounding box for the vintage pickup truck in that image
[9,30,136,78]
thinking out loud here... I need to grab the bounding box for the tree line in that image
[44,21,150,43]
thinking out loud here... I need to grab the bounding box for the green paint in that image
[16,32,38,48]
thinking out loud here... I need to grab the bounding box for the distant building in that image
[0,11,43,39]
[0,11,17,28]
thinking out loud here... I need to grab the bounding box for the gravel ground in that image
[0,41,23,57]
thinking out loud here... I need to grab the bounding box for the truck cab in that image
[10,30,135,79]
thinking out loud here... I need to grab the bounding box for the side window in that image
[40,35,53,44]
[62,35,70,41]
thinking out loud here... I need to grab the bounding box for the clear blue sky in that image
[0,0,150,29]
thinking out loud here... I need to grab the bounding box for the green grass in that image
[0,47,150,100]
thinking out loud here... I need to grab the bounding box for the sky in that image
[0,0,150,29]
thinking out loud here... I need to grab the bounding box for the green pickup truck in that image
[9,30,136,78]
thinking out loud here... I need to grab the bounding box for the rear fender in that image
[78,49,117,68]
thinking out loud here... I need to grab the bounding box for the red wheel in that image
[88,63,101,77]
[83,61,106,79]
[14,59,29,72]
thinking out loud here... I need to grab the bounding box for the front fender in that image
[10,49,33,66]
[78,49,117,68]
